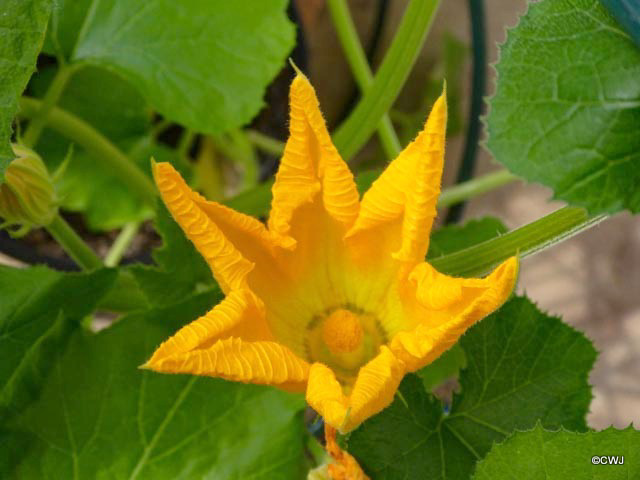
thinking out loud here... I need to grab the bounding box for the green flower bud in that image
[0,145,58,234]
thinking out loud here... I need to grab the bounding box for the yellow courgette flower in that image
[144,73,517,433]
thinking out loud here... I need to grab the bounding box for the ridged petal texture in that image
[145,73,518,434]
[269,74,360,247]
[348,90,447,263]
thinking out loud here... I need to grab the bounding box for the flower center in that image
[305,305,387,385]
[322,309,364,355]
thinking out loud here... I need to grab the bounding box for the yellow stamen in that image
[322,309,364,355]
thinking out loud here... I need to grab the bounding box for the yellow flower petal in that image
[146,289,264,364]
[348,88,447,263]
[306,346,405,433]
[269,73,359,247]
[391,256,518,371]
[145,290,309,389]
[152,161,253,293]
[149,337,309,390]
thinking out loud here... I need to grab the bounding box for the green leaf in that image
[347,296,597,479]
[427,217,507,259]
[4,291,307,479]
[0,266,116,419]
[473,424,640,479]
[417,343,466,391]
[0,0,52,180]
[30,66,151,142]
[71,0,295,133]
[130,203,214,306]
[487,0,640,215]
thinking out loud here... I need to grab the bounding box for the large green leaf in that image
[130,203,214,306]
[0,266,116,419]
[347,296,597,479]
[487,0,640,215]
[473,424,640,479]
[69,0,294,133]
[0,0,52,180]
[30,65,151,142]
[4,291,307,479]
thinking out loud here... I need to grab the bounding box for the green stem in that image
[22,64,77,148]
[45,214,103,270]
[328,0,402,159]
[431,207,608,277]
[104,221,140,267]
[333,0,442,160]
[229,130,259,190]
[19,97,157,206]
[177,128,196,159]
[151,118,172,138]
[246,130,285,157]
[437,169,518,208]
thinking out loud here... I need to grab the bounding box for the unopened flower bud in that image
[0,144,58,233]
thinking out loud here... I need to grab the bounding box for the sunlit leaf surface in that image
[474,424,640,479]
[487,0,640,214]
[5,292,306,479]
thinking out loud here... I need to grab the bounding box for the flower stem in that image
[22,64,77,148]
[333,0,442,160]
[45,214,103,270]
[327,0,402,159]
[246,130,285,157]
[177,128,196,159]
[19,97,157,206]
[104,221,140,267]
[437,169,518,208]
[431,206,608,277]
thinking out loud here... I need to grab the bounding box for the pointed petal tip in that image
[151,160,176,183]
[288,58,304,77]
[139,361,153,371]
[430,87,448,124]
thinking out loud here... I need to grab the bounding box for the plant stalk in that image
[437,169,518,207]
[328,0,402,159]
[246,130,285,157]
[431,207,608,277]
[104,222,140,267]
[45,214,103,270]
[19,97,157,206]
[22,64,77,148]
[333,0,442,160]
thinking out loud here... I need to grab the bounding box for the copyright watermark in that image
[591,455,625,465]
